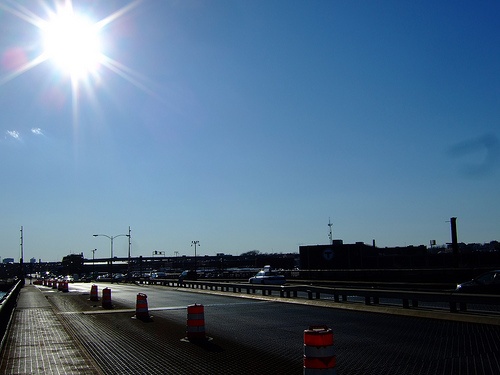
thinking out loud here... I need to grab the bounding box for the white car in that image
[249,265,286,285]
[150,272,167,279]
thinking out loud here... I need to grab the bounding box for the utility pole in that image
[127,226,132,279]
[20,226,24,283]
[328,218,333,245]
[450,217,459,267]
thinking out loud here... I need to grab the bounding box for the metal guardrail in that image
[140,278,500,314]
[0,280,24,353]
[299,285,500,312]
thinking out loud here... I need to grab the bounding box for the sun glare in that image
[0,0,147,99]
[41,9,102,80]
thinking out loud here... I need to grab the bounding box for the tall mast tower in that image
[328,218,333,245]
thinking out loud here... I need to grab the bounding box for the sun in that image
[41,8,103,80]
[0,0,147,95]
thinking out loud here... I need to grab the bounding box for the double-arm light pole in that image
[93,229,130,279]
[191,240,199,272]
[91,248,97,279]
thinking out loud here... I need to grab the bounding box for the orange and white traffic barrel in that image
[102,287,112,309]
[186,304,206,341]
[303,325,336,374]
[62,281,69,293]
[90,284,99,301]
[134,293,151,321]
[52,280,58,289]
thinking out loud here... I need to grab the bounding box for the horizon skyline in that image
[1,1,499,263]
[2,219,499,263]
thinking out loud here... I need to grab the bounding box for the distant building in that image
[300,241,377,269]
[299,241,430,270]
[62,253,85,275]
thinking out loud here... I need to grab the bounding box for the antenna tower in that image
[328,218,333,245]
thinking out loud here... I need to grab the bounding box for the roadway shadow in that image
[186,337,224,353]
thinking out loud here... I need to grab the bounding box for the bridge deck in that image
[1,282,499,374]
[0,285,100,375]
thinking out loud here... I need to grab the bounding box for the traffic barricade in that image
[303,325,336,374]
[90,284,99,301]
[186,303,206,341]
[102,287,112,309]
[134,293,151,321]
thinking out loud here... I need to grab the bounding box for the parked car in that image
[150,272,167,279]
[455,270,500,294]
[249,265,286,285]
[96,274,111,282]
[178,270,197,283]
[80,275,92,282]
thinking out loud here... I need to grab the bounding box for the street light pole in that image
[93,232,129,279]
[191,240,200,272]
[91,249,97,279]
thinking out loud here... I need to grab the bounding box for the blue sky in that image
[1,0,499,262]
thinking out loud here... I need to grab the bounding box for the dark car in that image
[178,270,197,283]
[455,270,500,294]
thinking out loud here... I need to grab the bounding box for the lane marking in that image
[58,300,273,315]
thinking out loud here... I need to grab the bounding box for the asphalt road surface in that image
[42,282,500,375]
